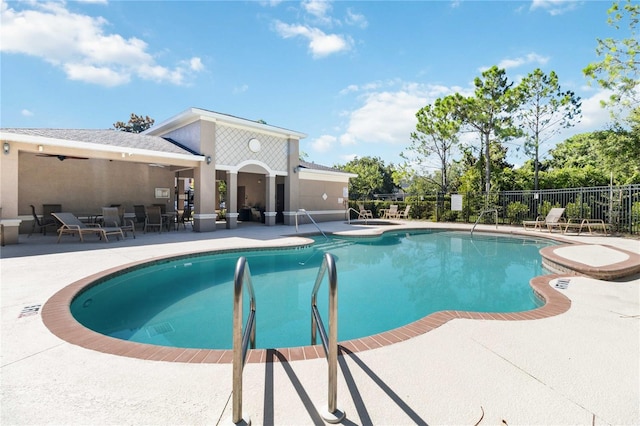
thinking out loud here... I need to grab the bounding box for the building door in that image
[276,183,284,223]
[237,186,245,209]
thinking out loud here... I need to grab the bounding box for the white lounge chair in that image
[52,212,124,243]
[523,207,565,231]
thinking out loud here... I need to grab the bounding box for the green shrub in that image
[440,210,459,222]
[565,201,591,219]
[506,202,529,224]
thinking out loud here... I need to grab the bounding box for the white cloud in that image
[0,1,204,87]
[310,134,337,153]
[496,53,549,70]
[332,81,469,159]
[338,87,429,147]
[303,0,332,22]
[571,88,612,131]
[273,20,351,58]
[530,0,580,16]
[345,8,368,29]
[480,52,549,72]
[340,153,358,162]
[64,63,131,86]
[189,57,204,72]
[21,109,34,117]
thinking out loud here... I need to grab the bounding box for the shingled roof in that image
[0,128,197,155]
[299,160,350,173]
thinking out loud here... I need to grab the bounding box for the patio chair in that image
[523,207,566,231]
[102,207,136,239]
[144,206,165,233]
[29,204,58,237]
[385,204,399,219]
[178,206,193,230]
[133,205,147,230]
[357,203,373,219]
[397,205,411,219]
[51,212,124,243]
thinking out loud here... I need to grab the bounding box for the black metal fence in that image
[355,184,640,235]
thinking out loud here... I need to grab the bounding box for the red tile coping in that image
[41,270,570,364]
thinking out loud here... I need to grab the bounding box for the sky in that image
[0,0,630,171]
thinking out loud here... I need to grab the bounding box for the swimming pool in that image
[69,230,552,350]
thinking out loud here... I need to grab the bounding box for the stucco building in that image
[0,107,355,245]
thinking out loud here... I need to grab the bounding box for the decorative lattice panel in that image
[215,125,288,171]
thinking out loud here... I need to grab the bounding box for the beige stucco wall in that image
[18,152,177,233]
[299,179,347,210]
[297,171,349,222]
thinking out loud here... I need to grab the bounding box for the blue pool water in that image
[71,230,552,349]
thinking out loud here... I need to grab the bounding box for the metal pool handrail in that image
[471,208,498,236]
[310,253,345,423]
[296,208,328,239]
[232,256,256,425]
[345,207,368,225]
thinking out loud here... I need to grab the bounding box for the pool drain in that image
[146,322,174,337]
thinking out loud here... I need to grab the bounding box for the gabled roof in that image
[0,128,196,155]
[144,107,307,140]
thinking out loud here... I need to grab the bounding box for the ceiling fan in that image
[36,154,89,161]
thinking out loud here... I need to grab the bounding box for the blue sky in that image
[0,0,628,170]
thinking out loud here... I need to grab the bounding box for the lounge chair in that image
[384,204,399,219]
[523,207,565,231]
[101,207,136,238]
[144,206,165,233]
[29,204,58,237]
[51,212,124,243]
[357,203,373,219]
[396,205,411,219]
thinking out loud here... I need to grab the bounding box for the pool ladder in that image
[295,208,328,240]
[345,207,369,225]
[311,253,345,423]
[231,257,256,425]
[470,208,498,236]
[231,253,344,424]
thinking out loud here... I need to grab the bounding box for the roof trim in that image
[0,131,204,162]
[144,107,307,140]
[298,160,356,177]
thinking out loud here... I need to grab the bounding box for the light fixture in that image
[3,142,10,155]
[206,155,212,165]
[293,165,300,173]
[38,145,44,152]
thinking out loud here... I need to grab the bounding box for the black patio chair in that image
[29,204,58,237]
[133,205,147,230]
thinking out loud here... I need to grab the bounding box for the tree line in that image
[339,0,638,200]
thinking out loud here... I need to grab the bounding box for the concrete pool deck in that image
[1,221,639,425]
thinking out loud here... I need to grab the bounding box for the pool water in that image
[71,231,552,349]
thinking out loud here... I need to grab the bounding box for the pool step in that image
[313,239,354,252]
